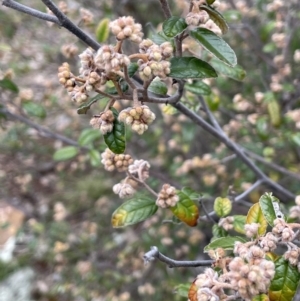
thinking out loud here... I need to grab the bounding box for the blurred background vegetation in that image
[0,0,300,300]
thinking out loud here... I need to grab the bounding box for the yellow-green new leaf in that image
[214,197,232,217]
[269,256,300,301]
[95,18,110,43]
[246,203,268,235]
[111,196,158,228]
[251,294,269,301]
[233,215,246,234]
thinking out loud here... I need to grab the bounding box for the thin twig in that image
[144,246,213,267]
[128,174,158,198]
[158,0,172,18]
[2,0,60,24]
[173,102,295,200]
[41,0,101,50]
[0,107,89,150]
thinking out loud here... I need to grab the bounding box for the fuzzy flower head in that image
[118,105,156,135]
[156,184,179,208]
[90,110,115,135]
[244,223,260,238]
[113,182,136,198]
[110,16,143,43]
[128,159,150,181]
[101,148,133,172]
[95,45,130,74]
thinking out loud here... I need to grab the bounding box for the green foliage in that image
[148,79,168,95]
[0,78,19,92]
[185,81,212,96]
[95,18,110,43]
[213,197,232,217]
[103,107,126,154]
[169,57,217,79]
[22,101,46,118]
[190,28,237,66]
[162,16,187,38]
[77,94,105,115]
[269,257,300,301]
[53,146,78,161]
[111,196,158,228]
[246,203,268,236]
[204,236,247,252]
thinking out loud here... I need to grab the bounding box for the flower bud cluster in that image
[272,218,294,242]
[113,182,136,198]
[289,195,300,219]
[226,251,275,300]
[110,16,143,43]
[244,223,260,238]
[138,39,173,81]
[95,45,131,74]
[284,247,300,266]
[118,105,156,135]
[90,110,115,135]
[128,159,150,181]
[58,63,88,103]
[259,232,278,252]
[218,216,234,231]
[101,148,133,172]
[185,10,209,26]
[156,184,179,208]
[79,48,96,76]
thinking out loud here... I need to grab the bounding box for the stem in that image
[123,65,137,90]
[144,246,213,267]
[2,0,60,24]
[174,102,295,200]
[40,0,101,50]
[158,0,172,18]
[128,174,158,198]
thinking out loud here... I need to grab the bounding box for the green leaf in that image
[246,203,268,235]
[259,192,284,227]
[269,256,300,301]
[256,117,269,140]
[162,16,187,38]
[291,133,300,147]
[204,236,247,252]
[95,18,110,43]
[0,78,19,92]
[212,224,228,238]
[205,93,220,111]
[127,62,139,78]
[222,10,242,22]
[151,31,172,45]
[22,102,46,118]
[185,81,212,95]
[190,28,237,66]
[148,80,168,95]
[252,294,269,301]
[233,215,246,235]
[77,94,104,115]
[88,149,101,167]
[170,188,199,227]
[200,5,229,34]
[169,57,217,79]
[104,107,126,154]
[78,128,101,146]
[174,283,190,298]
[214,197,232,217]
[53,146,78,161]
[210,58,246,81]
[111,196,158,228]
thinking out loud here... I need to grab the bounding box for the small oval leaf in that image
[148,80,168,95]
[170,188,200,227]
[23,102,46,118]
[252,294,269,301]
[233,215,246,234]
[246,203,268,236]
[162,16,187,38]
[88,149,101,166]
[127,62,139,78]
[95,18,110,43]
[269,256,300,301]
[53,146,78,161]
[77,94,104,115]
[209,58,246,81]
[0,78,19,92]
[111,196,158,228]
[259,192,284,227]
[78,128,101,146]
[170,57,217,79]
[185,81,212,96]
[104,107,126,154]
[190,28,237,66]
[214,197,232,217]
[204,236,247,252]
